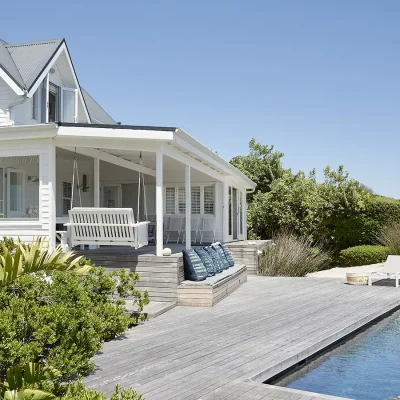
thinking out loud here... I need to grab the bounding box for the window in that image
[166,187,176,214]
[61,88,77,123]
[204,186,215,215]
[63,182,72,215]
[191,186,201,214]
[228,187,232,235]
[239,192,243,235]
[0,156,39,220]
[48,84,59,122]
[178,187,185,214]
[165,185,214,215]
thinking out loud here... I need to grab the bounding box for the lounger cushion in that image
[219,243,235,267]
[182,249,207,281]
[194,247,216,276]
[204,246,224,273]
[212,243,231,269]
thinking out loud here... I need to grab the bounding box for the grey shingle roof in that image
[81,87,116,124]
[5,39,64,90]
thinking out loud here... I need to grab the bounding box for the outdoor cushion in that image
[182,249,207,281]
[194,247,216,276]
[204,246,224,273]
[212,243,230,269]
[219,243,235,267]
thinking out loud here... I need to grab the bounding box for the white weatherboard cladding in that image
[0,78,16,126]
[0,139,54,243]
[56,155,94,216]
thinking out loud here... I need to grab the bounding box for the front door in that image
[101,184,122,208]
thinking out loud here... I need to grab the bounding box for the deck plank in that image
[84,276,399,399]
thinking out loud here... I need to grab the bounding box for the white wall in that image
[0,78,17,126]
[56,154,94,217]
[0,139,55,243]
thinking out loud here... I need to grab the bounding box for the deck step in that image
[125,300,176,319]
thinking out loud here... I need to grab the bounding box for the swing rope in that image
[71,147,82,209]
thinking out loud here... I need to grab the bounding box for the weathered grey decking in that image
[84,276,400,399]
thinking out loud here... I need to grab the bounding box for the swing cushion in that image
[194,247,216,276]
[211,243,231,269]
[204,246,224,273]
[182,249,207,281]
[219,243,235,267]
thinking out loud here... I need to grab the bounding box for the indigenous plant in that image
[0,237,149,381]
[259,231,331,276]
[376,221,400,255]
[338,245,391,267]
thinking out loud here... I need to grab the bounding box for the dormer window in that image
[48,83,59,122]
[45,82,78,123]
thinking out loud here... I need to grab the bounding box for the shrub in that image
[376,221,400,255]
[338,245,391,267]
[259,231,331,276]
[0,265,149,380]
[60,380,144,399]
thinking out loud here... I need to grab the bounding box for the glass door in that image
[61,88,78,123]
[7,169,24,218]
[232,188,238,240]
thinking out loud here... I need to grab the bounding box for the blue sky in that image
[2,1,400,197]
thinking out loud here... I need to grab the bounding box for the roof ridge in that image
[5,38,64,48]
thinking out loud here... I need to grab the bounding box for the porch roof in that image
[0,122,256,189]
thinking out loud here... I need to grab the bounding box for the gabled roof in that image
[0,37,116,124]
[0,39,25,89]
[2,38,64,91]
[81,88,116,125]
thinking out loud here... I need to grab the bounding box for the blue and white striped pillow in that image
[219,243,235,267]
[212,243,230,269]
[182,249,207,281]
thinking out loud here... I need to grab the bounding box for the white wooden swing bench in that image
[57,208,149,250]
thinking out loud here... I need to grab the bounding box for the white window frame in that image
[6,168,25,218]
[0,151,42,226]
[62,181,72,216]
[164,184,215,216]
[60,87,78,123]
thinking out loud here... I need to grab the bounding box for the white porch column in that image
[48,140,56,250]
[93,158,100,207]
[185,165,191,249]
[156,150,164,256]
[222,180,230,243]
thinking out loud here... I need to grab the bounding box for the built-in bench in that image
[177,264,247,307]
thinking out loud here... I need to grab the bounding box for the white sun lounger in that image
[367,255,400,287]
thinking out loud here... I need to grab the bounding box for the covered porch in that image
[0,123,255,256]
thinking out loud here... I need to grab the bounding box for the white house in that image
[0,37,256,256]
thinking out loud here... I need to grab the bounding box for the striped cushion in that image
[194,247,216,276]
[219,243,235,267]
[204,246,224,273]
[182,249,207,281]
[212,243,230,269]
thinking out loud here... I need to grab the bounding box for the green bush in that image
[259,231,331,276]
[376,221,400,255]
[0,264,149,380]
[59,380,144,399]
[338,245,391,267]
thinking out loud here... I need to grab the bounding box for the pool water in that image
[273,310,400,400]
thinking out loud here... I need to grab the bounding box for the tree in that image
[230,138,285,199]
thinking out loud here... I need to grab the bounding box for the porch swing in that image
[61,150,150,250]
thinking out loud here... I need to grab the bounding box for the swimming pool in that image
[273,310,400,400]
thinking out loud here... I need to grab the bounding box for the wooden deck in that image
[84,276,400,399]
